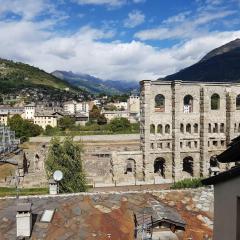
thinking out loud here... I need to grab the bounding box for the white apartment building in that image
[24,103,36,120]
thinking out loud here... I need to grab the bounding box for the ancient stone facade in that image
[140,80,240,182]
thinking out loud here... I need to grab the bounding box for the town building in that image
[202,136,240,240]
[0,105,24,125]
[101,110,129,122]
[34,111,63,129]
[63,101,76,114]
[24,103,36,120]
[128,95,140,113]
[140,80,240,181]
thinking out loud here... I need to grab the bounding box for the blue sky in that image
[0,0,240,81]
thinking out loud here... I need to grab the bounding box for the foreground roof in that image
[202,166,240,185]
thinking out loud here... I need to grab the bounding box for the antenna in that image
[53,170,63,194]
[53,170,63,182]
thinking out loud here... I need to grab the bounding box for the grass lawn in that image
[0,187,48,197]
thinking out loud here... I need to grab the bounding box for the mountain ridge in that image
[163,38,240,83]
[52,70,139,95]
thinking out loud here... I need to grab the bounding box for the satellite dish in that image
[53,170,63,182]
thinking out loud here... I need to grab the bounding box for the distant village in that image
[0,94,140,129]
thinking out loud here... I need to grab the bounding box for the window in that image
[220,123,224,133]
[187,141,191,148]
[194,141,198,148]
[165,124,170,134]
[125,159,135,174]
[221,140,225,146]
[213,123,218,133]
[157,143,162,148]
[155,94,165,111]
[180,142,183,148]
[154,158,165,178]
[151,143,154,149]
[210,156,219,167]
[166,142,171,149]
[208,124,212,133]
[194,123,198,133]
[236,95,240,110]
[150,124,155,134]
[157,124,163,134]
[183,95,193,113]
[235,123,237,133]
[238,124,240,133]
[186,124,191,133]
[183,157,194,176]
[213,141,218,146]
[180,123,184,133]
[211,93,220,110]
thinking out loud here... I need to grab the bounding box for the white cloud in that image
[74,0,126,7]
[1,15,240,82]
[135,10,236,41]
[124,10,145,28]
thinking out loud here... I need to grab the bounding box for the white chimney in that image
[16,203,32,238]
[49,179,58,195]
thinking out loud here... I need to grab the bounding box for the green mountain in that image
[0,58,74,93]
[163,38,240,82]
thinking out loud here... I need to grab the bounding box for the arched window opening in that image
[208,123,211,133]
[213,123,218,133]
[183,95,193,113]
[210,156,219,167]
[150,124,155,134]
[157,124,163,134]
[155,94,165,112]
[186,124,191,133]
[180,123,184,133]
[238,124,240,133]
[234,123,237,133]
[183,157,194,176]
[165,124,170,134]
[211,93,220,110]
[154,158,166,178]
[124,158,136,174]
[220,123,224,133]
[194,123,198,133]
[236,94,240,110]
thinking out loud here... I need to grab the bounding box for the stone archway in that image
[182,156,194,176]
[154,157,166,178]
[125,158,136,175]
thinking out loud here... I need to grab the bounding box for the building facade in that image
[140,80,240,182]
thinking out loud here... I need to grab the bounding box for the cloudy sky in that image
[0,0,240,81]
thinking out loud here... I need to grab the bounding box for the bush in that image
[108,117,131,132]
[58,116,75,131]
[171,178,203,189]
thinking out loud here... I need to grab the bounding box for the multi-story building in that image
[63,101,76,114]
[0,106,24,125]
[34,111,63,129]
[128,95,140,113]
[140,80,240,181]
[24,103,36,120]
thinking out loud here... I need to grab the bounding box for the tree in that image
[89,105,101,120]
[8,114,43,141]
[97,114,107,125]
[45,137,87,193]
[108,117,131,132]
[58,116,75,131]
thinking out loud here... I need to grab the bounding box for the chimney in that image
[49,179,58,195]
[16,202,32,238]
